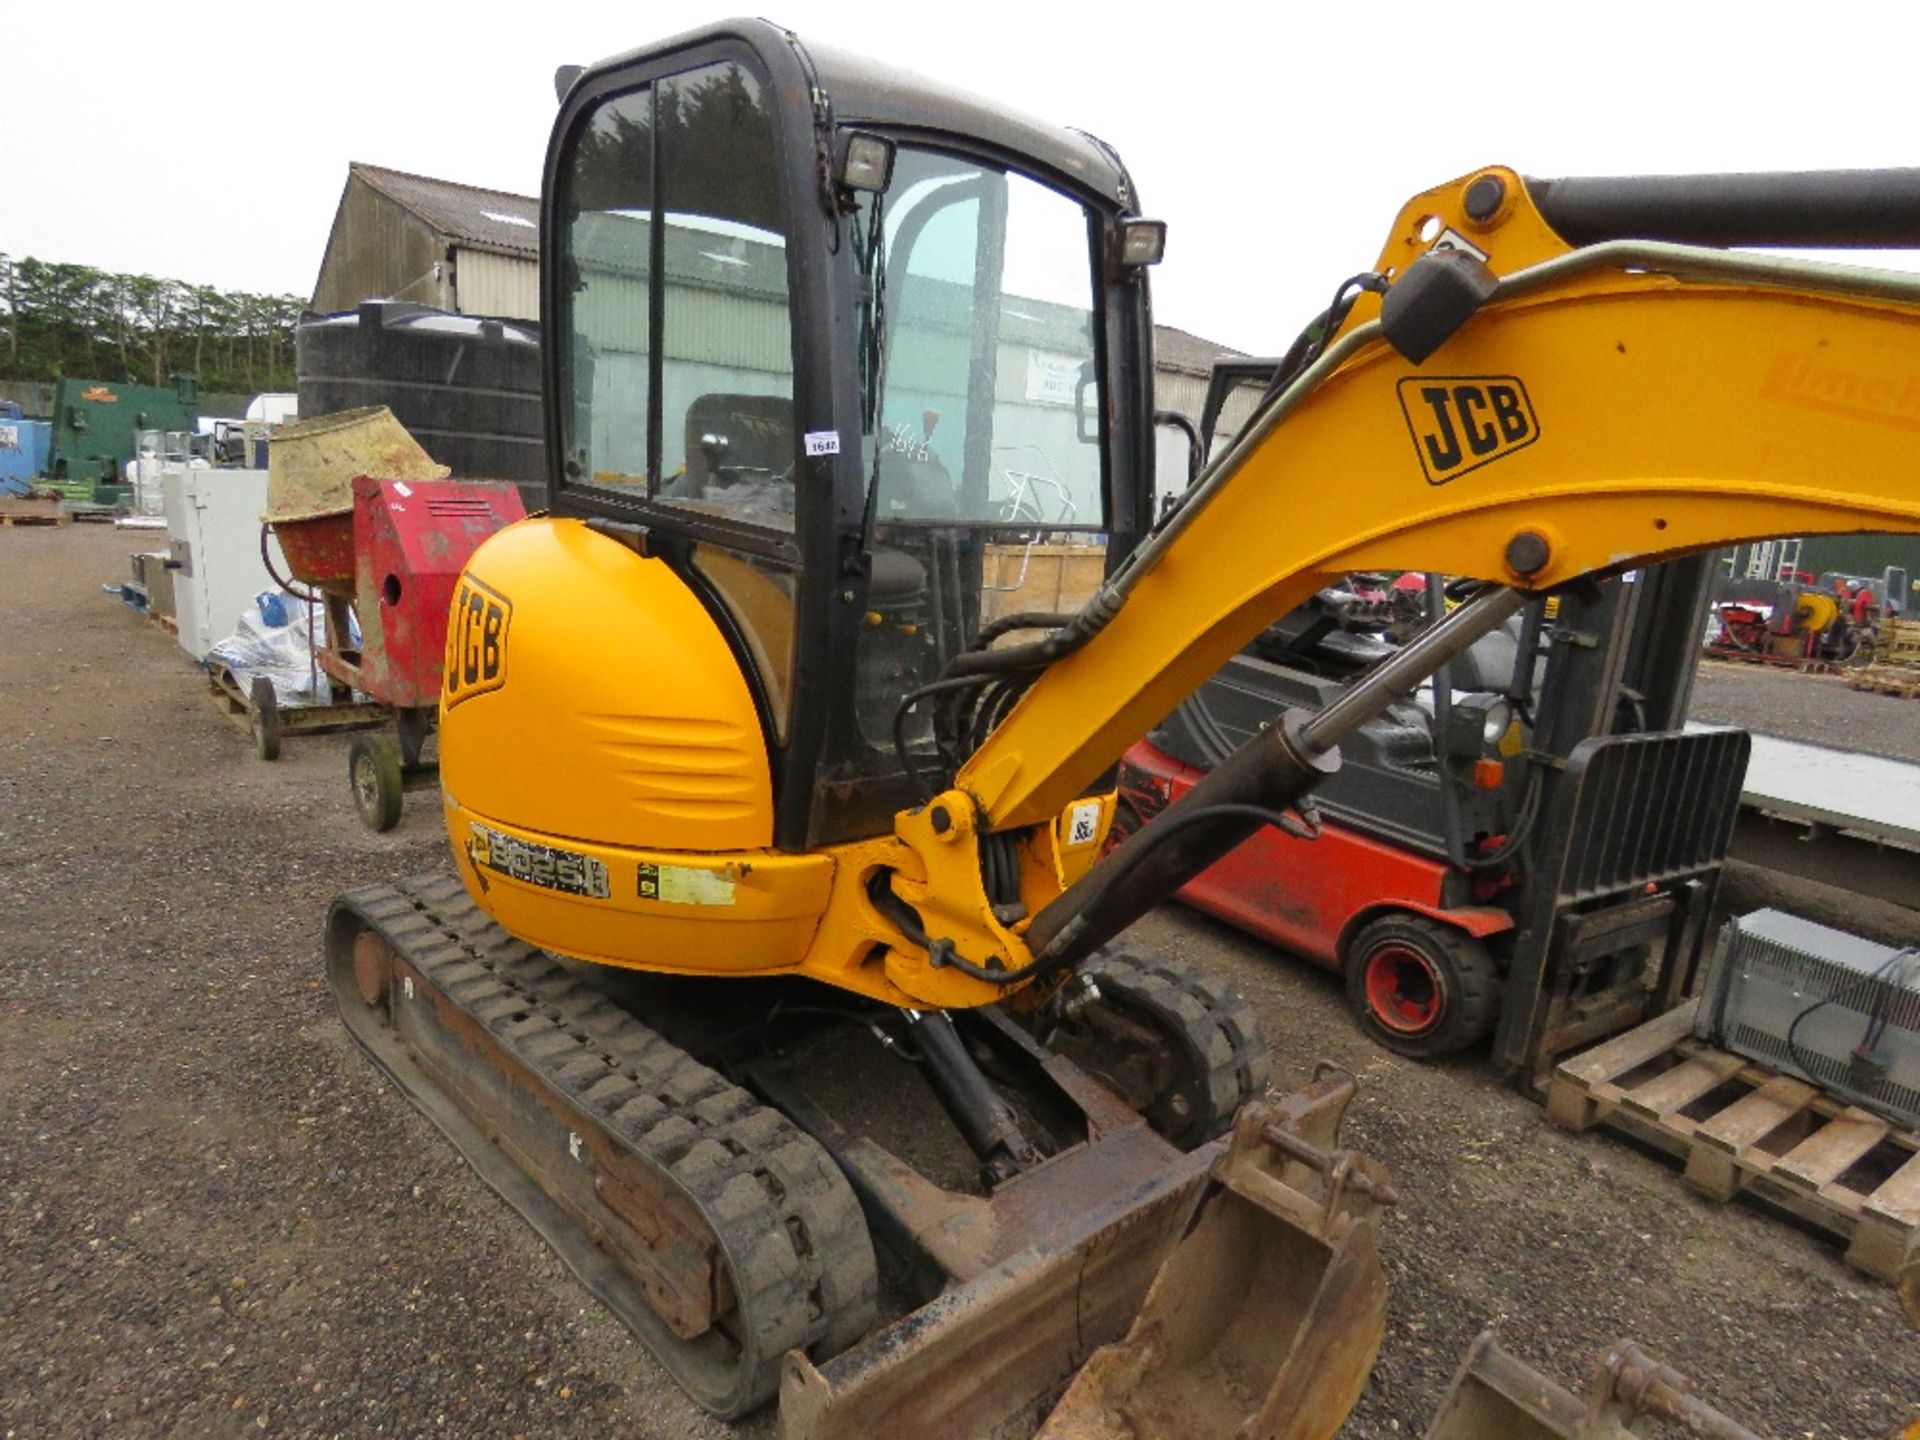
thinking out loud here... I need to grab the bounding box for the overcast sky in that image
[7,1,1917,355]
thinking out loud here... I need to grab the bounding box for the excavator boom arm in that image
[958,238,1920,831]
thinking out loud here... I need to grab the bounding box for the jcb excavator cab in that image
[493,18,1160,858]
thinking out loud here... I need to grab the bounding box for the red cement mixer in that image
[262,406,525,830]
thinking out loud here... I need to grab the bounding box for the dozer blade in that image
[1423,1330,1765,1440]
[1035,1064,1395,1440]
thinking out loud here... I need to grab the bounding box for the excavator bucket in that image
[780,1067,1393,1440]
[1036,1065,1395,1440]
[1423,1330,1764,1440]
[777,1142,1216,1440]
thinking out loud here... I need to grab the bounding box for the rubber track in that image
[1086,948,1274,1143]
[331,874,877,1417]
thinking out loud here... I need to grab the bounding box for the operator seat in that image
[681,393,795,502]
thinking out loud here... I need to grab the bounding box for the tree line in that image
[0,254,308,395]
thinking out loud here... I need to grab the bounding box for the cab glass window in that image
[558,63,796,532]
[835,151,1111,770]
[560,85,653,489]
[864,152,1106,530]
[656,65,795,529]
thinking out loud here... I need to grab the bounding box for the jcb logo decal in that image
[1397,376,1539,485]
[444,577,511,707]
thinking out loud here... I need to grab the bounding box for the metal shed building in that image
[311,164,542,320]
[312,164,1242,396]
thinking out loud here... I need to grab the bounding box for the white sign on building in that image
[1024,350,1083,407]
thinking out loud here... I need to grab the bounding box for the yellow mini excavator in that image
[326,17,1920,1437]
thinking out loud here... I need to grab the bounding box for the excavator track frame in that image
[326,874,1265,1434]
[324,874,878,1418]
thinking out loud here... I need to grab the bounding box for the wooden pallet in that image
[0,506,70,527]
[1547,999,1920,1282]
[1848,663,1920,699]
[1882,618,1920,663]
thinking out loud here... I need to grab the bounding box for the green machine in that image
[48,375,198,501]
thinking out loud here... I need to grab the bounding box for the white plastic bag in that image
[205,590,332,705]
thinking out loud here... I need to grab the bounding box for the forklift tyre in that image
[1344,914,1497,1060]
[349,732,406,833]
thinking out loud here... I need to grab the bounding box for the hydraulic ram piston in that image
[1025,586,1528,971]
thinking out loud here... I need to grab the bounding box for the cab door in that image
[550,51,810,762]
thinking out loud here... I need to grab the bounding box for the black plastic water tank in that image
[296,301,546,509]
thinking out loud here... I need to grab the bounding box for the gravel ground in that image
[1692,658,1920,765]
[2,525,1915,1439]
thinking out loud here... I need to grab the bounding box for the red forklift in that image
[1117,362,1750,1079]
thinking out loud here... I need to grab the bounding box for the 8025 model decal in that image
[1397,376,1539,485]
[467,822,611,899]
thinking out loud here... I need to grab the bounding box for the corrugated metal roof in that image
[350,163,541,258]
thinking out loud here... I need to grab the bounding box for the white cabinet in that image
[162,468,287,661]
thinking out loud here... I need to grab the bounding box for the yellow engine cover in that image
[439,518,835,976]
[443,518,773,850]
